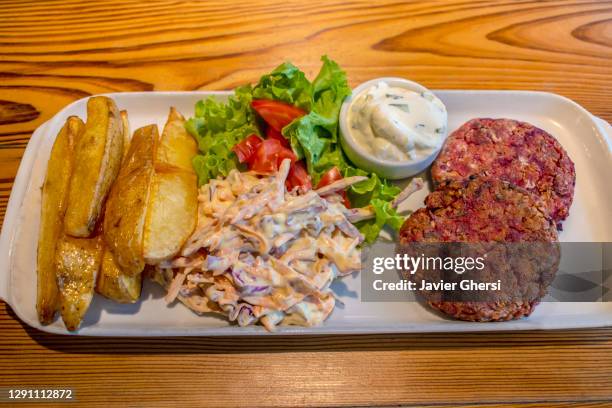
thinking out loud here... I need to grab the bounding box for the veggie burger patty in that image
[431,118,575,228]
[399,177,559,322]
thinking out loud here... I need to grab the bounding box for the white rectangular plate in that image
[1,90,611,336]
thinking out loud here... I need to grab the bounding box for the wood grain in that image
[0,1,610,407]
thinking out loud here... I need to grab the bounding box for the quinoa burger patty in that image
[431,118,575,227]
[399,177,559,322]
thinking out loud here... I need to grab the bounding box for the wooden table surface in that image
[1,1,611,406]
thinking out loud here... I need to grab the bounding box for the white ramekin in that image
[339,77,448,180]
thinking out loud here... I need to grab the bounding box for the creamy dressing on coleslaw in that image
[155,160,366,331]
[347,81,447,162]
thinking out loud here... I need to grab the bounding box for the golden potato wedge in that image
[103,125,158,275]
[156,107,198,172]
[116,122,156,177]
[55,234,103,331]
[96,247,142,303]
[64,96,124,237]
[36,116,85,325]
[141,108,198,264]
[95,109,141,302]
[143,167,198,264]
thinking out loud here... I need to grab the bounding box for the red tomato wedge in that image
[317,166,351,208]
[286,161,312,192]
[265,126,290,148]
[249,139,297,173]
[317,167,343,188]
[232,134,262,164]
[251,99,306,131]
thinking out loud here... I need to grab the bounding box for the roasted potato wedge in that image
[95,109,142,302]
[36,116,84,325]
[143,167,198,263]
[96,247,142,303]
[115,122,156,176]
[64,96,124,237]
[142,108,198,264]
[55,234,103,331]
[103,125,157,275]
[156,107,198,171]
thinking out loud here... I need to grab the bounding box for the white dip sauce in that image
[347,81,447,162]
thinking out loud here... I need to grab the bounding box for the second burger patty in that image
[399,177,560,322]
[431,118,575,228]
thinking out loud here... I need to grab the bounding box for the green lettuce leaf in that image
[186,85,258,185]
[251,62,312,111]
[356,199,405,244]
[311,56,352,138]
[283,56,351,175]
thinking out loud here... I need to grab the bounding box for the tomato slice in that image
[249,139,297,173]
[232,134,262,164]
[276,146,297,166]
[251,99,306,131]
[316,167,343,188]
[317,166,351,208]
[266,126,290,148]
[286,161,312,192]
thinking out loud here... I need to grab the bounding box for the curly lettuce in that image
[186,86,259,185]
